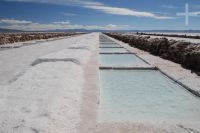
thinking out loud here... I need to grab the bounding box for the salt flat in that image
[0,33,200,133]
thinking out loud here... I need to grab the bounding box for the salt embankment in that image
[105,33,200,75]
[0,32,84,46]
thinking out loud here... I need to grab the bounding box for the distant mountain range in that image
[44,29,200,33]
[131,30,200,33]
[1,27,200,33]
[0,28,22,33]
[0,28,111,33]
[0,28,129,33]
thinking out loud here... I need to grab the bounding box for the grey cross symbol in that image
[177,3,198,25]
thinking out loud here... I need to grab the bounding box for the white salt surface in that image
[0,62,83,133]
[0,33,99,133]
[0,42,24,48]
[37,49,91,65]
[0,33,97,85]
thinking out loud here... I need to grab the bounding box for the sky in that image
[0,0,200,31]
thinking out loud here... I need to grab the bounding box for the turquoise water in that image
[100,54,147,66]
[100,42,116,44]
[100,48,128,53]
[100,40,113,41]
[99,70,200,122]
[100,44,122,48]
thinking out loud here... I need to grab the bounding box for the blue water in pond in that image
[100,54,147,66]
[100,44,122,48]
[100,48,128,53]
[100,42,116,44]
[99,70,200,122]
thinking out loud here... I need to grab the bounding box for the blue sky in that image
[0,0,200,31]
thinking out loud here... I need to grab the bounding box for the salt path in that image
[0,33,200,133]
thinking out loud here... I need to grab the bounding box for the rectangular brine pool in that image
[100,39,113,42]
[99,70,200,122]
[100,54,147,66]
[100,42,116,44]
[100,48,128,53]
[99,44,123,48]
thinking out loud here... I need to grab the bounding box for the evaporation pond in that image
[100,54,147,66]
[99,70,200,122]
[100,44,122,48]
[100,48,127,53]
[100,42,116,44]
